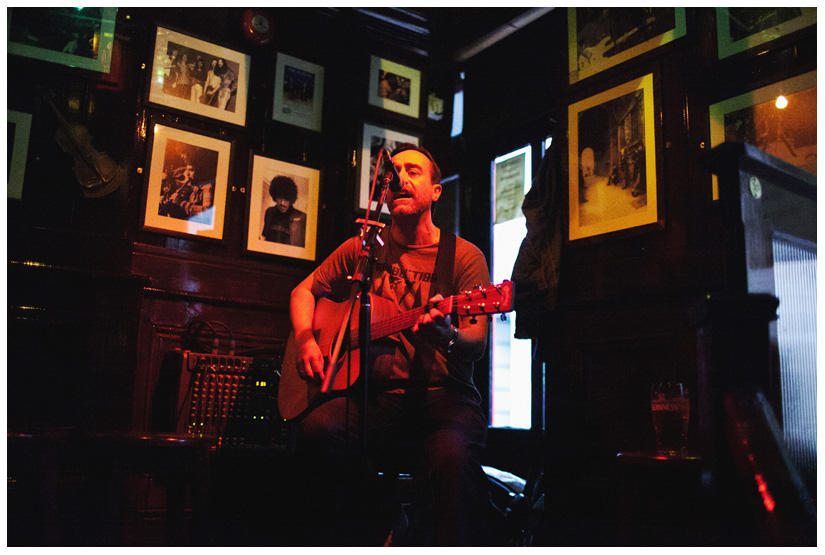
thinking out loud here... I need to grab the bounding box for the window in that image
[451,72,465,137]
[490,145,532,428]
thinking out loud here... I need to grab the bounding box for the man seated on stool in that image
[288,144,491,546]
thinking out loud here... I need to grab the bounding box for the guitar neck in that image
[349,296,467,349]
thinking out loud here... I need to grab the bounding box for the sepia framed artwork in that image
[568,7,686,84]
[359,123,420,215]
[708,70,816,200]
[367,55,421,119]
[716,7,816,59]
[7,7,118,73]
[8,110,33,200]
[143,123,232,241]
[272,53,324,132]
[568,73,659,242]
[148,26,250,127]
[246,154,320,261]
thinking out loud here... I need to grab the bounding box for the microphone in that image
[381,150,402,192]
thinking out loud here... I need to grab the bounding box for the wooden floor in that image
[7,430,814,546]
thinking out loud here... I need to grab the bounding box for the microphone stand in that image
[321,147,394,455]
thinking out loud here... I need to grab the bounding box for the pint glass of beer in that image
[650,382,689,456]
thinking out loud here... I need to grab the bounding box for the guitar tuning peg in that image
[500,314,507,322]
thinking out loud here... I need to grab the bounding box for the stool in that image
[84,432,214,546]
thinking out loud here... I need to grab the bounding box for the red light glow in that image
[754,473,776,512]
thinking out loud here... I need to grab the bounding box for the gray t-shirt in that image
[310,226,490,394]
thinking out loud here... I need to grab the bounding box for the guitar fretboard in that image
[316,282,511,353]
[334,298,451,351]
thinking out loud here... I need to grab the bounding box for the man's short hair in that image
[391,143,441,184]
[269,175,298,203]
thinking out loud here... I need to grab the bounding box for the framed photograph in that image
[716,8,816,59]
[8,110,33,200]
[148,26,250,127]
[7,8,117,73]
[143,123,232,240]
[367,55,421,119]
[272,53,324,132]
[246,154,319,261]
[568,73,659,241]
[708,70,816,200]
[359,123,419,215]
[568,8,686,84]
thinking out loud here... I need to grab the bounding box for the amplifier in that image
[178,351,293,451]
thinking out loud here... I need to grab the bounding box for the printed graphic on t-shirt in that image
[372,260,436,310]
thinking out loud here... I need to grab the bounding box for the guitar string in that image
[319,291,503,352]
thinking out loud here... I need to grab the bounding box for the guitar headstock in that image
[453,280,513,318]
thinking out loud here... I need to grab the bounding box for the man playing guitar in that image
[286,144,494,545]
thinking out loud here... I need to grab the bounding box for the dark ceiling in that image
[349,7,555,63]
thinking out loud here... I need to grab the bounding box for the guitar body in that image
[278,294,399,421]
[277,281,513,421]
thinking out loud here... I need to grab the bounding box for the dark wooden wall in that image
[454,8,816,484]
[7,6,816,467]
[7,8,451,433]
[7,7,816,546]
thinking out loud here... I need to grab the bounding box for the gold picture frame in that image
[358,123,420,216]
[716,7,816,59]
[271,53,324,132]
[709,70,816,200]
[143,122,232,241]
[568,73,659,241]
[7,7,118,73]
[246,154,320,261]
[367,55,421,119]
[148,26,250,127]
[7,110,33,200]
[568,7,686,84]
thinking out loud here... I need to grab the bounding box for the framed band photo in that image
[359,123,419,215]
[368,55,421,119]
[272,53,324,132]
[246,154,319,261]
[143,123,232,241]
[568,73,659,241]
[716,7,816,59]
[7,7,118,73]
[568,7,686,84]
[8,110,33,200]
[148,26,250,127]
[708,70,816,200]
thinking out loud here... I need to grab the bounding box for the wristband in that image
[445,326,458,354]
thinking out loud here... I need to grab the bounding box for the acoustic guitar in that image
[278,280,513,420]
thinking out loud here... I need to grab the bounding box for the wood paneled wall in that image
[7,8,441,433]
[7,8,816,452]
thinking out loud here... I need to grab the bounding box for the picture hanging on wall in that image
[367,55,421,119]
[568,73,659,241]
[246,154,320,261]
[568,7,686,84]
[7,7,118,73]
[271,53,324,132]
[143,122,232,241]
[359,123,419,215]
[148,26,250,127]
[7,110,33,200]
[716,7,816,59]
[708,70,816,200]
